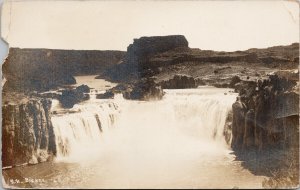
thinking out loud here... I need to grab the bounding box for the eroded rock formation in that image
[231,71,299,151]
[126,35,189,66]
[97,78,164,101]
[59,85,90,108]
[229,71,299,186]
[160,74,197,89]
[2,98,56,167]
[124,79,164,100]
[102,35,190,82]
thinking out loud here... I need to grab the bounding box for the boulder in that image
[76,84,90,93]
[229,76,242,88]
[37,150,49,163]
[160,74,197,89]
[28,155,38,165]
[124,79,164,100]
[96,91,114,99]
[59,88,90,108]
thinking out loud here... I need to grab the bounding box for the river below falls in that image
[2,76,267,188]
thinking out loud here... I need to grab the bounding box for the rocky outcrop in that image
[160,74,197,89]
[2,99,56,167]
[246,42,299,68]
[97,79,164,101]
[231,72,299,151]
[102,35,190,82]
[75,84,90,93]
[58,85,90,108]
[3,48,125,92]
[102,35,298,92]
[96,91,115,99]
[124,79,164,100]
[230,71,299,187]
[146,42,298,69]
[126,35,189,66]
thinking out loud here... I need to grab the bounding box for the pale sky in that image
[1,0,299,51]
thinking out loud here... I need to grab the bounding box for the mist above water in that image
[51,87,235,161]
[48,87,264,188]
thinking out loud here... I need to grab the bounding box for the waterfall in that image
[162,88,236,144]
[51,101,120,162]
[51,87,237,163]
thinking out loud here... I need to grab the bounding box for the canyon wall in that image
[231,71,299,151]
[2,98,56,167]
[3,48,125,91]
[230,71,299,186]
[2,35,298,173]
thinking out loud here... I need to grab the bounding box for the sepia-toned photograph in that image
[1,0,299,189]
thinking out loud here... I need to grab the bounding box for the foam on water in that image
[18,86,266,188]
[51,87,237,163]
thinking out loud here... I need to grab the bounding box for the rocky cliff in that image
[230,71,299,186]
[3,48,125,92]
[126,35,189,66]
[231,71,299,151]
[2,97,56,167]
[102,35,189,82]
[102,35,299,91]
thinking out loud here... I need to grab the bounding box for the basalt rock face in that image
[231,71,299,151]
[58,85,90,108]
[126,35,189,66]
[125,79,164,100]
[2,99,56,167]
[98,79,164,101]
[102,35,190,82]
[160,74,197,89]
[102,36,298,92]
[3,48,125,92]
[96,91,115,99]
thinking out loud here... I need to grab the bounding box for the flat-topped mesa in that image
[126,35,189,65]
[101,35,190,82]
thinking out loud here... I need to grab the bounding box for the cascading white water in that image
[3,74,266,189]
[51,101,120,162]
[162,88,235,144]
[51,86,236,163]
[22,86,266,189]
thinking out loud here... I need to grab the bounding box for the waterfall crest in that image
[163,88,235,144]
[51,87,237,162]
[51,101,119,161]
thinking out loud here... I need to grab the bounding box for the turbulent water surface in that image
[3,76,267,188]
